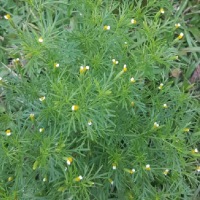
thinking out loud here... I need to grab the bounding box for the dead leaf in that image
[170,69,181,78]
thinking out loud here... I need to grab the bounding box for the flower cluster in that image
[80,66,89,73]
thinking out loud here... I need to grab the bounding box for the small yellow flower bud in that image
[67,157,73,165]
[130,169,135,174]
[164,169,169,175]
[39,128,44,132]
[131,19,136,24]
[112,59,118,65]
[123,65,127,72]
[6,129,11,136]
[14,58,20,63]
[38,37,43,42]
[178,33,184,39]
[80,66,84,73]
[109,179,113,184]
[8,177,12,181]
[4,14,11,19]
[104,26,110,30]
[175,23,181,28]
[72,105,79,111]
[76,175,83,181]
[39,96,45,101]
[54,63,59,67]
[146,164,150,170]
[154,122,159,128]
[131,77,135,83]
[43,178,47,182]
[88,119,92,125]
[158,83,163,89]
[160,8,164,14]
[30,114,34,119]
[191,148,198,154]
[113,163,116,170]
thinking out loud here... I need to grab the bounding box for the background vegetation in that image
[0,0,200,199]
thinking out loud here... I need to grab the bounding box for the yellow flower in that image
[131,102,134,106]
[124,42,127,47]
[163,104,167,108]
[112,59,118,65]
[38,37,43,42]
[67,157,73,165]
[158,83,163,89]
[196,166,200,172]
[72,105,79,111]
[185,128,189,132]
[80,66,89,73]
[84,66,89,71]
[39,128,44,132]
[54,63,59,67]
[88,119,92,126]
[43,178,47,182]
[4,14,11,19]
[14,58,20,63]
[113,163,116,170]
[76,175,83,181]
[178,33,184,39]
[80,66,84,73]
[109,179,114,185]
[191,148,198,154]
[131,19,136,24]
[8,177,12,181]
[154,122,159,128]
[30,114,34,119]
[123,65,127,72]
[104,26,110,30]
[146,164,150,170]
[130,169,135,174]
[6,129,11,136]
[175,23,181,28]
[39,96,45,101]
[160,8,164,14]
[164,169,169,175]
[131,77,135,83]
[129,194,133,198]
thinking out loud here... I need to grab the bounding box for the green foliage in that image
[0,0,200,199]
